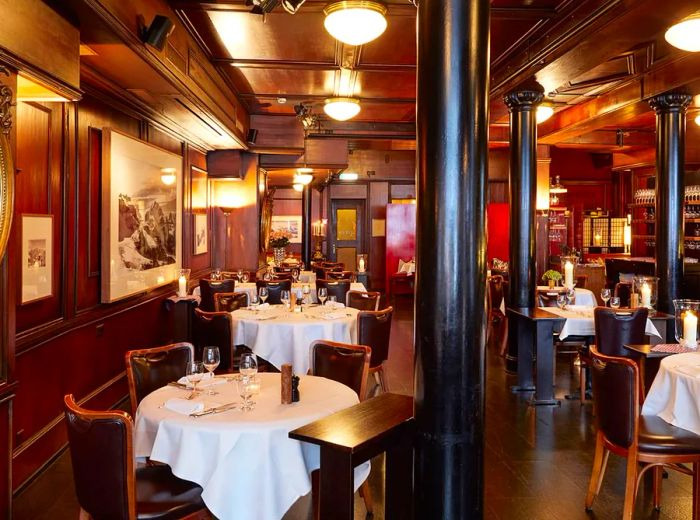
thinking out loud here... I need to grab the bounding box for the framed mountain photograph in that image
[101,129,182,303]
[21,214,53,304]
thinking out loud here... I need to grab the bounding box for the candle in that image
[684,311,698,347]
[178,275,187,297]
[358,257,365,272]
[564,261,573,289]
[640,283,651,307]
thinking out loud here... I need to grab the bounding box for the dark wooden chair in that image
[357,307,393,394]
[125,342,194,414]
[193,308,235,372]
[214,291,249,312]
[326,270,355,282]
[346,290,381,311]
[198,278,235,312]
[316,279,351,304]
[586,346,700,519]
[64,394,206,520]
[255,279,292,305]
[615,282,633,308]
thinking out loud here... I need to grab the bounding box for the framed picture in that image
[194,213,208,255]
[271,215,302,244]
[101,128,182,303]
[21,214,53,304]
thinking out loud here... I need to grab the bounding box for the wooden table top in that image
[506,307,567,321]
[624,343,676,358]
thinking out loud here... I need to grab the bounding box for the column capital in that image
[504,88,544,111]
[649,92,692,113]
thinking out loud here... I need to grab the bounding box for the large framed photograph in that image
[101,129,182,303]
[21,214,53,304]
[271,215,302,244]
[194,213,208,255]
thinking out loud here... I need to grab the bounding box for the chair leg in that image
[498,318,509,357]
[359,481,374,516]
[311,469,320,520]
[586,432,609,510]
[622,451,639,520]
[693,462,700,519]
[378,366,389,393]
[653,465,663,511]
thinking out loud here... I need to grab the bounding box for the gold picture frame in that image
[0,83,14,262]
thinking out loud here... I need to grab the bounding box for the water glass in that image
[241,272,250,283]
[202,347,221,395]
[237,375,261,411]
[292,269,300,283]
[280,290,291,309]
[240,353,258,377]
[318,287,328,306]
[211,268,222,281]
[610,296,620,309]
[237,269,243,282]
[259,287,269,304]
[556,294,567,310]
[600,288,611,307]
[185,361,205,398]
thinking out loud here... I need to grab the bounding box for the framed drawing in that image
[101,129,182,303]
[271,215,302,244]
[194,213,208,255]
[21,214,53,304]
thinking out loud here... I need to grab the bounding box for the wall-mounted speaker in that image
[247,129,259,144]
[143,15,175,51]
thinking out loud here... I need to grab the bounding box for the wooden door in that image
[329,200,365,272]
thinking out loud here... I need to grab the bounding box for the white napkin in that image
[164,398,204,415]
[322,311,347,320]
[249,303,270,310]
[675,365,700,378]
[176,372,226,388]
[325,301,346,310]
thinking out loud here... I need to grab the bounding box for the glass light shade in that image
[160,167,176,185]
[536,105,554,124]
[294,173,313,185]
[674,299,700,348]
[324,97,361,121]
[323,1,388,46]
[292,183,304,192]
[634,275,658,311]
[339,172,359,181]
[357,254,368,273]
[665,13,700,52]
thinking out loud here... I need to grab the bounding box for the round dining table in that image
[134,373,370,520]
[230,304,359,374]
[193,281,367,304]
[642,351,700,436]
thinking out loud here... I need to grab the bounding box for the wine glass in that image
[280,290,291,309]
[610,296,621,309]
[240,353,258,377]
[566,288,576,306]
[318,287,328,306]
[202,347,221,395]
[292,269,300,283]
[237,375,261,411]
[185,361,205,399]
[241,272,250,283]
[556,294,567,310]
[212,268,222,281]
[237,269,243,282]
[302,284,311,304]
[600,288,611,307]
[259,287,269,305]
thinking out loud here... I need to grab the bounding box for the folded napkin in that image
[176,372,226,388]
[322,311,347,320]
[675,365,700,378]
[248,302,270,310]
[164,398,204,415]
[325,301,346,310]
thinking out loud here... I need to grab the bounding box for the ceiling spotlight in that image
[666,12,700,52]
[536,105,554,124]
[248,0,280,15]
[324,97,361,121]
[292,183,304,192]
[160,167,176,185]
[294,172,314,185]
[338,172,359,181]
[294,103,318,130]
[323,0,388,46]
[143,15,175,51]
[282,0,306,14]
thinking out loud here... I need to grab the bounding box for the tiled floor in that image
[13,296,696,519]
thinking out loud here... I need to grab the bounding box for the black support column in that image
[415,0,490,517]
[650,93,691,313]
[504,85,543,373]
[301,184,312,265]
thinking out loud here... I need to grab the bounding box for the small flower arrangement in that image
[269,229,292,248]
[542,269,562,288]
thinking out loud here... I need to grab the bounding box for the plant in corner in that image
[542,269,563,289]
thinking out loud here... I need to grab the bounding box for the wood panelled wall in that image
[9,91,213,492]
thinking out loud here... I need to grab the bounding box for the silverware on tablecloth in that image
[167,382,188,389]
[190,402,240,418]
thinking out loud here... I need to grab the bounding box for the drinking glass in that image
[302,284,311,304]
[259,287,269,304]
[328,295,337,303]
[212,268,222,281]
[318,287,328,306]
[202,347,221,395]
[237,269,243,282]
[237,375,261,411]
[239,353,258,377]
[556,294,567,310]
[610,296,620,309]
[241,272,250,283]
[566,287,576,306]
[292,269,300,283]
[249,293,260,311]
[185,361,205,398]
[280,290,291,309]
[600,288,611,307]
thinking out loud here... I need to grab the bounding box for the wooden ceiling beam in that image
[240,92,415,104]
[212,58,416,72]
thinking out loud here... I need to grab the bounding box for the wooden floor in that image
[13,297,696,519]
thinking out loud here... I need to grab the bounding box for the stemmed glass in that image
[237,375,261,411]
[241,272,250,283]
[237,269,243,282]
[566,287,576,306]
[302,284,311,304]
[600,288,611,307]
[249,293,260,312]
[556,294,567,310]
[185,361,205,399]
[280,290,291,310]
[259,287,269,305]
[211,268,222,281]
[292,269,300,283]
[202,347,220,395]
[240,353,258,377]
[610,297,621,309]
[318,287,328,306]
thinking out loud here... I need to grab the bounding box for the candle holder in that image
[674,299,700,349]
[177,268,191,297]
[633,275,658,312]
[357,254,368,273]
[560,255,579,290]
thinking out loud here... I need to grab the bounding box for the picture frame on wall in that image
[271,215,302,244]
[21,214,53,304]
[101,128,183,303]
[194,213,208,255]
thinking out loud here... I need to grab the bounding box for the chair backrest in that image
[537,290,559,307]
[614,282,633,307]
[594,307,648,358]
[316,279,351,304]
[488,275,505,311]
[125,343,194,413]
[310,340,371,401]
[357,307,393,368]
[321,262,344,269]
[215,291,249,312]
[576,274,588,289]
[346,290,381,311]
[193,309,233,371]
[327,270,355,282]
[589,346,639,449]
[255,279,292,304]
[198,278,235,311]
[64,394,136,520]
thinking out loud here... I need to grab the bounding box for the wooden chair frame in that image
[356,307,393,395]
[214,291,249,312]
[346,290,381,311]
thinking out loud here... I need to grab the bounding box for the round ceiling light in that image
[536,105,554,124]
[160,167,176,185]
[292,183,304,192]
[666,12,700,52]
[324,97,361,121]
[294,172,314,185]
[695,114,700,126]
[323,1,388,46]
[297,167,313,173]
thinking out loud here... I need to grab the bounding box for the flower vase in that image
[273,247,286,266]
[548,279,555,289]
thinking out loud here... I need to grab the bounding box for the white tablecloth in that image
[540,305,662,340]
[231,305,359,374]
[134,373,370,520]
[193,281,366,304]
[643,352,700,435]
[536,286,597,306]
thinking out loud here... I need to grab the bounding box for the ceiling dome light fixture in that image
[323,1,388,46]
[666,12,700,52]
[694,113,700,126]
[160,167,177,186]
[294,172,314,185]
[297,167,313,174]
[292,183,304,192]
[324,97,361,121]
[536,105,554,124]
[338,172,359,181]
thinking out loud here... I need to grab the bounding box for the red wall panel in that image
[487,203,510,263]
[385,204,416,291]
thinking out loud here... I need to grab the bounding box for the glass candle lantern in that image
[674,299,700,349]
[177,268,191,297]
[560,255,578,289]
[634,275,658,311]
[357,254,368,273]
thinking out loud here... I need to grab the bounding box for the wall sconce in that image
[160,167,176,186]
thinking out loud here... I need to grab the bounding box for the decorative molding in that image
[503,88,544,111]
[649,92,692,113]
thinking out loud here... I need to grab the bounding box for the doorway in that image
[329,199,366,272]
